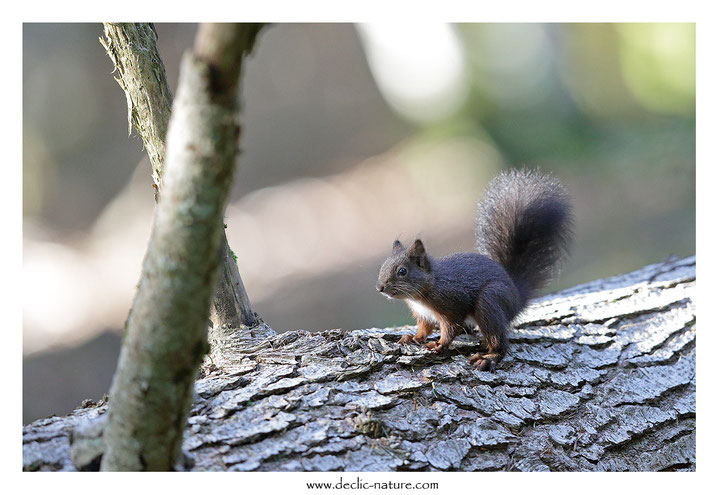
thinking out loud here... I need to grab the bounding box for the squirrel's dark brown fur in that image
[376,169,573,371]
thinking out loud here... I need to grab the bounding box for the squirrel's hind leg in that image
[468,292,510,372]
[468,352,502,372]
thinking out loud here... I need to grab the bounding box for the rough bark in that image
[98,24,262,471]
[100,22,257,331]
[23,256,696,472]
[100,23,172,190]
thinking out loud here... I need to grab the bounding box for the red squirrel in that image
[376,169,573,371]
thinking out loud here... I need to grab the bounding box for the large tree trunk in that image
[100,23,258,333]
[98,24,263,471]
[23,256,696,471]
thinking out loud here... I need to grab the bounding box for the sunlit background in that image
[23,23,695,423]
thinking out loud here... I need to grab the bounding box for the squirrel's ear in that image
[408,239,425,256]
[392,240,404,254]
[408,239,430,270]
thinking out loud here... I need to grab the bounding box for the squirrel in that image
[376,168,573,371]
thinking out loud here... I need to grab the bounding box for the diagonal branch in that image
[100,23,264,471]
[100,22,258,332]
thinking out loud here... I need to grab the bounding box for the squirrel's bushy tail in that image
[476,168,573,307]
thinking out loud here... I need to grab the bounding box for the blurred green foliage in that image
[413,23,695,291]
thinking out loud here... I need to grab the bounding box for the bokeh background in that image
[23,23,695,423]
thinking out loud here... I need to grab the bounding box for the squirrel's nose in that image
[377,284,385,292]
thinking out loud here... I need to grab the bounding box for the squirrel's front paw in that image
[400,334,426,345]
[468,353,500,372]
[399,334,414,345]
[425,341,446,353]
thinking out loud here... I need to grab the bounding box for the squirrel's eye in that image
[397,267,407,277]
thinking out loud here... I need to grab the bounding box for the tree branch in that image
[99,23,263,471]
[100,23,172,192]
[100,22,259,332]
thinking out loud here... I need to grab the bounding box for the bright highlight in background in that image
[356,23,469,124]
[616,23,695,116]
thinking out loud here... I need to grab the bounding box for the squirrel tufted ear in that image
[392,240,404,254]
[408,239,425,256]
[408,239,430,270]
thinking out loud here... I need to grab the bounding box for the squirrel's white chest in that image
[406,300,478,328]
[407,300,437,323]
